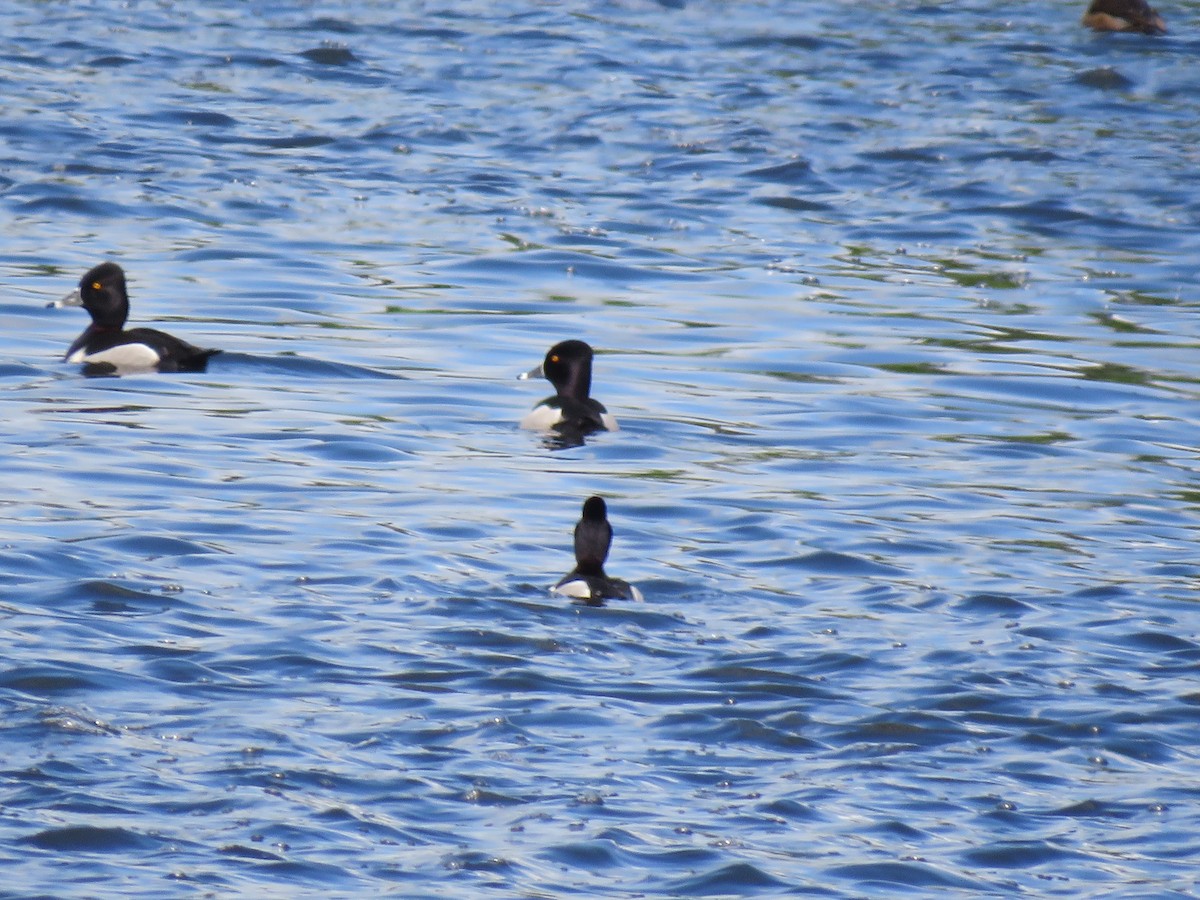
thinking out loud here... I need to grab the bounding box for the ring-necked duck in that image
[518,340,618,437]
[1082,0,1166,33]
[553,496,643,605]
[51,262,219,374]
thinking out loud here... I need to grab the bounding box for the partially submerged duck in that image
[552,496,643,605]
[1082,0,1167,34]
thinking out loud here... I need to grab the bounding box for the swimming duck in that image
[1082,0,1166,34]
[52,262,219,374]
[519,340,618,439]
[553,496,643,605]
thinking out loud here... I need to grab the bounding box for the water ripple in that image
[1,1,1198,896]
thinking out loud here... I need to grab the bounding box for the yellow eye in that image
[550,355,559,363]
[91,281,102,290]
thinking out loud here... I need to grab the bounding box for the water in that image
[1,0,1199,895]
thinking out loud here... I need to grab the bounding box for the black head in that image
[77,262,131,328]
[574,495,613,575]
[541,340,595,399]
[581,496,607,522]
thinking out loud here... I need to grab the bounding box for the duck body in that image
[54,262,219,374]
[552,496,643,605]
[1082,0,1166,34]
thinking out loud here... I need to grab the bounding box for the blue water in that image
[2,1,1199,895]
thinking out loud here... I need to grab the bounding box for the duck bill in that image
[48,288,83,309]
[517,362,544,381]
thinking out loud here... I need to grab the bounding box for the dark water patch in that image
[782,550,906,577]
[685,664,837,701]
[861,146,947,165]
[227,53,288,68]
[758,797,822,822]
[22,825,159,853]
[50,579,178,615]
[1016,625,1069,643]
[867,819,929,841]
[959,839,1085,868]
[953,593,1035,616]
[832,713,972,751]
[380,665,476,694]
[87,55,137,68]
[241,133,339,150]
[98,535,224,559]
[664,860,798,895]
[54,162,123,177]
[921,691,1018,714]
[1093,681,1144,699]
[1011,729,1074,754]
[743,158,827,187]
[504,28,584,46]
[655,712,821,751]
[722,33,844,51]
[0,666,104,696]
[756,195,834,212]
[962,200,1124,238]
[1107,631,1199,654]
[1048,798,1141,820]
[0,361,46,378]
[139,656,226,686]
[206,351,404,380]
[299,46,358,66]
[134,109,238,128]
[15,193,124,218]
[795,651,873,677]
[542,838,622,870]
[395,26,469,41]
[826,860,995,892]
[1070,584,1133,601]
[966,147,1061,164]
[1102,736,1176,765]
[218,843,287,862]
[1074,67,1135,91]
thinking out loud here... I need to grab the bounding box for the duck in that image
[1082,0,1166,34]
[553,496,643,605]
[51,262,219,374]
[518,340,618,439]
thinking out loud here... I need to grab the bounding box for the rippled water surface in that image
[2,1,1200,896]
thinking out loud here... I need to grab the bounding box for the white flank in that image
[551,578,593,600]
[520,404,565,431]
[70,343,162,368]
